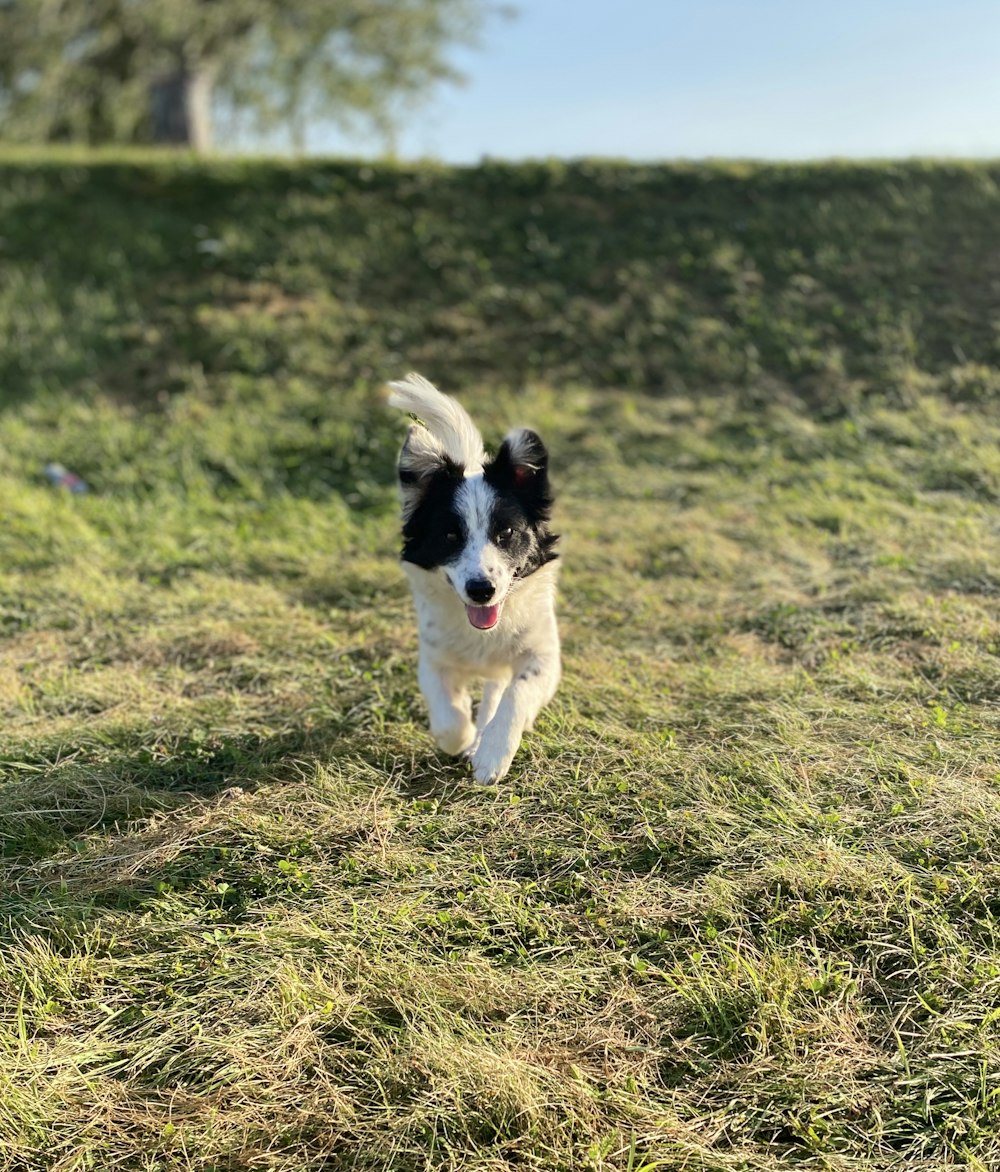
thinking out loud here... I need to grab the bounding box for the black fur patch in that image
[400,459,466,569]
[484,431,558,579]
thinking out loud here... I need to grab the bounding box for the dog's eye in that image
[495,527,514,545]
[446,530,461,543]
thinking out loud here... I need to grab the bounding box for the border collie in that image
[388,373,560,783]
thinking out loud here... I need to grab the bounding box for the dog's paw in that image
[470,727,519,785]
[434,720,476,756]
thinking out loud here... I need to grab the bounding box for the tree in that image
[0,0,500,152]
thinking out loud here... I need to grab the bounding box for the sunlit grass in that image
[4,155,1000,1169]
[2,375,1000,1170]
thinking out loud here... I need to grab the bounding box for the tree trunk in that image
[149,67,216,152]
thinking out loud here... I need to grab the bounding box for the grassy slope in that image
[4,154,1000,409]
[3,156,1000,1170]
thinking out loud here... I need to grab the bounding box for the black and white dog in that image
[388,373,560,783]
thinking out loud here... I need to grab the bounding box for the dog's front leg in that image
[471,657,560,783]
[463,678,507,759]
[418,655,475,755]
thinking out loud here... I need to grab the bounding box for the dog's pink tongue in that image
[466,603,501,630]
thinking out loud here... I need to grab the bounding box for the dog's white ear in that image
[398,425,448,519]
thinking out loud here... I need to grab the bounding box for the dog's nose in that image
[465,578,495,604]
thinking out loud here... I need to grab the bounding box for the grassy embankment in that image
[2,156,1000,1169]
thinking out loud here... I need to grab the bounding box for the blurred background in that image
[2,0,999,160]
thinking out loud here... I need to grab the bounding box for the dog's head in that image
[398,426,558,629]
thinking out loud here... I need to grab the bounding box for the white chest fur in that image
[404,561,560,683]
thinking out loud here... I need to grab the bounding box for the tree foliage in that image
[0,0,498,148]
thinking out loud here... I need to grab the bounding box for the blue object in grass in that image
[43,463,89,494]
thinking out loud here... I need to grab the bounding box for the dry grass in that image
[2,380,1000,1170]
[4,153,1000,1169]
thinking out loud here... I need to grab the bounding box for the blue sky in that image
[307,0,1000,161]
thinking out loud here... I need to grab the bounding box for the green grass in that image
[4,152,1000,412]
[3,154,1000,1170]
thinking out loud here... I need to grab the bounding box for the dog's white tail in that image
[387,372,485,472]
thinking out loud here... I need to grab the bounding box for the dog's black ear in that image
[398,425,462,519]
[484,428,553,523]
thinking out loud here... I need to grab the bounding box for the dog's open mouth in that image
[466,603,502,630]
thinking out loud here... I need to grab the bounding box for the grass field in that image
[3,156,1000,1170]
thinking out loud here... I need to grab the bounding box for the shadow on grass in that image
[0,718,475,946]
[0,721,463,866]
[1,729,296,860]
